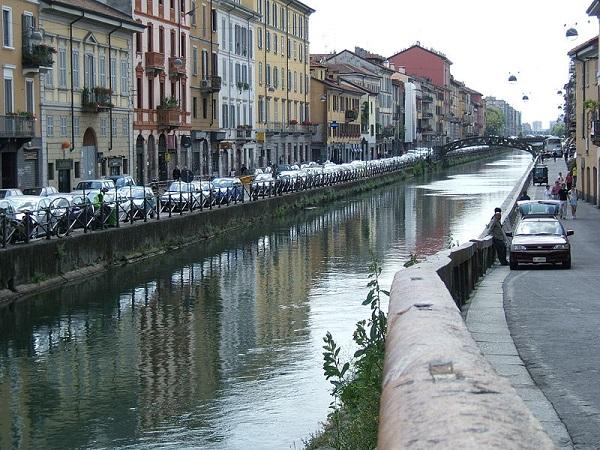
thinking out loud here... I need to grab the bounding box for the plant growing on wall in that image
[158,96,179,109]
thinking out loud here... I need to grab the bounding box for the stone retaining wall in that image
[377,156,554,448]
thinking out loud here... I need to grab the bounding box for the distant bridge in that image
[435,136,546,159]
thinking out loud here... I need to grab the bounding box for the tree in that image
[485,107,505,136]
[550,121,565,137]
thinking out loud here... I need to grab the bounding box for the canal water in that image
[0,150,531,450]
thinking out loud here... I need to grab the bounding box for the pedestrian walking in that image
[557,172,565,185]
[172,166,181,181]
[544,184,552,200]
[565,171,573,191]
[553,151,557,162]
[519,191,531,201]
[569,187,578,219]
[540,152,545,163]
[564,151,569,166]
[558,183,569,219]
[572,165,578,187]
[551,181,561,199]
[486,207,509,266]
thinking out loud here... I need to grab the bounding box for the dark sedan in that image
[508,217,573,269]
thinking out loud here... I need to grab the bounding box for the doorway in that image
[136,134,145,184]
[58,169,71,192]
[81,128,98,180]
[1,152,17,187]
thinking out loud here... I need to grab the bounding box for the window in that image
[170,30,176,57]
[293,71,297,92]
[112,118,118,136]
[258,62,262,84]
[212,52,218,75]
[74,161,80,178]
[3,69,13,114]
[48,163,54,181]
[192,96,197,118]
[72,49,80,89]
[211,9,217,32]
[135,32,142,53]
[99,54,106,88]
[273,3,277,29]
[265,64,270,86]
[235,62,240,84]
[248,29,253,58]
[273,34,277,54]
[192,46,198,75]
[110,57,116,90]
[47,116,54,137]
[257,27,262,49]
[147,23,153,52]
[101,118,108,137]
[73,116,80,136]
[136,77,143,109]
[234,24,240,55]
[258,97,263,122]
[44,66,54,88]
[299,73,302,93]
[84,53,95,88]
[202,97,207,119]
[60,116,67,136]
[222,103,228,128]
[287,70,291,91]
[266,30,270,51]
[212,98,216,119]
[58,49,67,87]
[25,79,34,113]
[190,1,196,25]
[201,50,208,78]
[147,78,154,109]
[159,27,165,53]
[181,32,186,57]
[221,57,226,81]
[273,66,278,88]
[121,60,128,95]
[230,104,235,128]
[2,7,12,48]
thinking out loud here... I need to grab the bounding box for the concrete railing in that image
[378,157,554,448]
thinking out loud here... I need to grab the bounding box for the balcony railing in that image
[22,42,55,71]
[199,75,222,93]
[157,107,181,129]
[265,122,284,134]
[235,127,252,140]
[0,115,35,138]
[145,51,165,72]
[81,87,112,113]
[345,110,358,122]
[169,57,186,78]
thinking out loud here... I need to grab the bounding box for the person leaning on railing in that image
[485,207,509,266]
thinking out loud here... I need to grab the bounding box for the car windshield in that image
[10,198,39,211]
[167,182,194,193]
[516,221,563,236]
[75,181,103,190]
[22,188,42,195]
[519,203,559,215]
[120,188,148,199]
[213,179,233,188]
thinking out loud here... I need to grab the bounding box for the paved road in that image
[505,158,600,449]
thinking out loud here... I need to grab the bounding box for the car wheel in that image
[510,261,518,270]
[563,259,571,269]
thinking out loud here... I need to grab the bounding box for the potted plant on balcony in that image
[93,87,113,108]
[157,96,179,110]
[23,44,56,68]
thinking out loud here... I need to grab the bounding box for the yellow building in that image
[0,0,42,188]
[243,0,315,166]
[568,35,599,205]
[310,71,362,163]
[189,0,220,177]
[40,0,144,191]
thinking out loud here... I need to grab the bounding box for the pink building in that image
[388,44,452,89]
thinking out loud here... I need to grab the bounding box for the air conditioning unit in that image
[268,85,275,92]
[200,79,210,88]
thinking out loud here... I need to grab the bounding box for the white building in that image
[215,0,259,176]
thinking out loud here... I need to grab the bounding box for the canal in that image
[0,150,531,449]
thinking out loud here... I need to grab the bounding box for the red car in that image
[508,217,573,269]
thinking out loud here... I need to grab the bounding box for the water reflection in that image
[0,150,531,449]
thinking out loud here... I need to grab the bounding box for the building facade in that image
[40,0,143,192]
[251,0,315,167]
[132,0,192,183]
[0,0,41,188]
[189,0,220,178]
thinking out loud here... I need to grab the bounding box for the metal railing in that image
[0,160,419,248]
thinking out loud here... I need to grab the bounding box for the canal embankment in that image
[377,154,556,448]
[0,147,508,304]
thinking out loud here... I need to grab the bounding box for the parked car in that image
[72,179,116,199]
[0,188,23,199]
[104,174,136,189]
[212,178,244,203]
[507,217,573,269]
[190,180,216,207]
[531,165,548,185]
[22,186,60,196]
[0,195,70,239]
[117,186,157,220]
[251,173,275,197]
[160,181,199,211]
[517,200,561,217]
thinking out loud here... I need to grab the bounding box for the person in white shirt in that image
[544,184,552,199]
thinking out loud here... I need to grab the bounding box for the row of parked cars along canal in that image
[0,152,434,247]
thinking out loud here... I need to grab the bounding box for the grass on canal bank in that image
[304,260,388,450]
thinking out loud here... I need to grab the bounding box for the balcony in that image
[22,42,55,73]
[592,120,600,146]
[0,115,35,138]
[145,51,165,73]
[345,110,358,122]
[81,87,112,113]
[265,122,284,135]
[157,107,181,129]
[169,57,186,78]
[235,127,252,141]
[422,95,434,103]
[199,75,222,93]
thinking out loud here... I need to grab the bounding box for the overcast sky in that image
[304,0,598,127]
